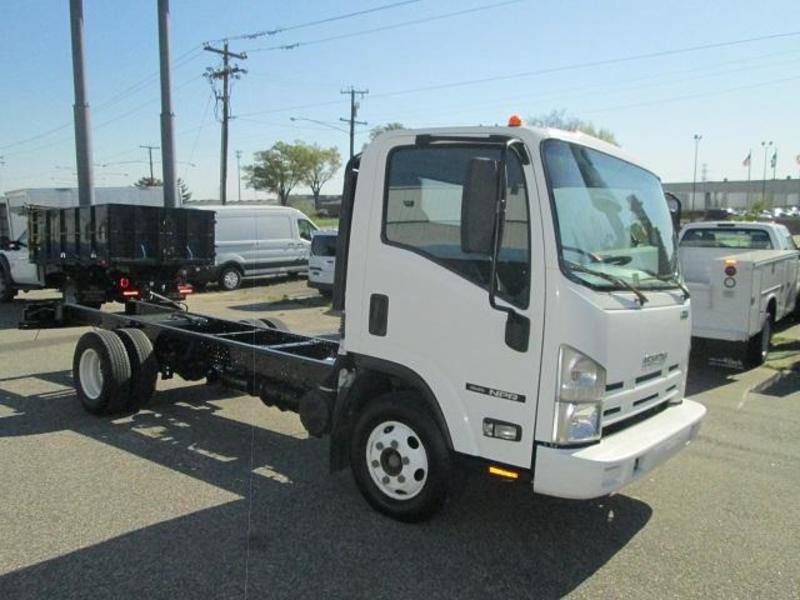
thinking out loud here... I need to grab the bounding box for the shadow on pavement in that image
[229,294,332,313]
[0,299,27,331]
[0,369,652,599]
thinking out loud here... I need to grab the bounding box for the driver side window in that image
[383,145,531,308]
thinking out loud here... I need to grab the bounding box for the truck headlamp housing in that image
[554,346,606,445]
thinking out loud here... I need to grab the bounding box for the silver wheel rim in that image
[223,270,240,289]
[79,348,104,400]
[366,420,429,500]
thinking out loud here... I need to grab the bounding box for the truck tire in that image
[350,391,452,522]
[745,317,772,368]
[218,265,242,291]
[239,317,289,331]
[73,330,132,415]
[0,267,17,302]
[115,328,158,410]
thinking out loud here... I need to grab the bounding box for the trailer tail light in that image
[118,277,130,289]
[178,284,194,295]
[122,289,140,298]
[724,259,737,277]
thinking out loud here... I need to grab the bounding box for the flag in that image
[742,152,751,167]
[771,151,777,169]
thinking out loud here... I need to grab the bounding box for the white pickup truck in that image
[678,221,800,366]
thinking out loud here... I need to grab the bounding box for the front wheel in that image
[350,392,452,522]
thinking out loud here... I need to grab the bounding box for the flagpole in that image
[745,149,752,208]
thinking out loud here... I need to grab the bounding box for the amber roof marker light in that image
[508,114,523,127]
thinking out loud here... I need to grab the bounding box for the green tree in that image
[134,176,162,188]
[303,145,341,204]
[244,141,314,206]
[368,122,405,142]
[527,109,619,145]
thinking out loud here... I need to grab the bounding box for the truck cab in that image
[333,125,705,514]
[0,231,45,301]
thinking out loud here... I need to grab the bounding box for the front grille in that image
[601,364,684,430]
[603,401,669,437]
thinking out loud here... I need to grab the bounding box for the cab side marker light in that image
[488,466,519,480]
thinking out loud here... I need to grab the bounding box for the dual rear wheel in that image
[73,328,158,414]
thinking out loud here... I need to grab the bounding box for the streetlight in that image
[761,140,773,203]
[692,134,702,213]
[289,116,349,134]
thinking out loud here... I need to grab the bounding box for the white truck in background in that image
[678,221,800,366]
[0,187,163,301]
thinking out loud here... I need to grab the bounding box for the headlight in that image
[554,346,606,445]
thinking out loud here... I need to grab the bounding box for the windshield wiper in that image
[564,260,649,305]
[639,268,690,301]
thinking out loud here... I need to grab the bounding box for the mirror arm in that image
[488,144,510,315]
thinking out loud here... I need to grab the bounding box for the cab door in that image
[352,138,545,469]
[7,232,43,286]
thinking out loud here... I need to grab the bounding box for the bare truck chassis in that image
[21,300,340,427]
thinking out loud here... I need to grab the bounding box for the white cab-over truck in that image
[34,125,706,521]
[678,221,799,366]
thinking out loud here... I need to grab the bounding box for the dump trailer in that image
[24,124,706,522]
[3,203,215,306]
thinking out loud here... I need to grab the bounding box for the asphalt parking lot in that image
[1,279,798,599]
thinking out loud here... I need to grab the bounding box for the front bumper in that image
[533,399,706,499]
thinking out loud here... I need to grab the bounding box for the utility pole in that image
[340,86,368,161]
[0,156,5,194]
[204,42,247,205]
[140,145,159,181]
[691,134,702,213]
[235,150,243,202]
[158,0,178,207]
[69,0,95,206]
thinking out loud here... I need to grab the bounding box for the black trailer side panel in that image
[29,204,215,267]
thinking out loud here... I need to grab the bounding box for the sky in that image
[1,0,799,201]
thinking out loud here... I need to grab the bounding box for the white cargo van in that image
[191,205,318,290]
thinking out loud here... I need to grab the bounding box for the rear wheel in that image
[745,316,772,367]
[218,265,242,291]
[73,330,132,414]
[0,268,17,302]
[239,317,288,331]
[115,328,158,410]
[350,392,451,522]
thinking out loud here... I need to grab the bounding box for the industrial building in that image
[663,178,800,212]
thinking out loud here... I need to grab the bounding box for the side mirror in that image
[664,191,682,233]
[461,158,500,255]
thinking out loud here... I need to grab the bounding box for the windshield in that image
[542,139,678,291]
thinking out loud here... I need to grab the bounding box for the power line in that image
[0,46,203,153]
[213,0,421,42]
[248,0,523,52]
[368,29,800,100]
[237,29,800,119]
